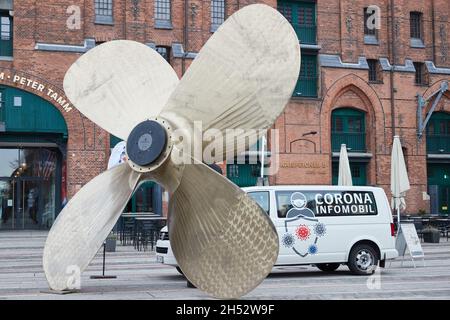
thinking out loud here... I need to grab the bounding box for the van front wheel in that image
[348,244,378,275]
[316,263,340,272]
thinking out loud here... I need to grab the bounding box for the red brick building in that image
[0,0,449,230]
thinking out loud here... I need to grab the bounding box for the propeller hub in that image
[126,120,167,167]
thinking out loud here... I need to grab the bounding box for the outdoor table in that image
[121,212,158,218]
[133,217,167,251]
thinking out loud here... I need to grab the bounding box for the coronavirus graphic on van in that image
[281,233,296,248]
[314,223,327,237]
[296,225,311,241]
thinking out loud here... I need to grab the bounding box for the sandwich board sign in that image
[395,223,425,267]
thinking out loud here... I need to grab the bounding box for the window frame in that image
[154,0,173,29]
[94,0,114,25]
[367,59,381,83]
[247,191,270,215]
[293,53,318,98]
[410,11,423,40]
[210,0,225,32]
[414,61,427,86]
[0,10,13,58]
[156,45,170,63]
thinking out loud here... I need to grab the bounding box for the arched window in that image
[331,108,366,152]
[331,108,367,186]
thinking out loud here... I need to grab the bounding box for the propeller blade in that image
[43,163,141,291]
[160,4,300,157]
[168,162,279,299]
[64,40,179,140]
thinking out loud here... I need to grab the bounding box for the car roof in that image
[242,185,384,192]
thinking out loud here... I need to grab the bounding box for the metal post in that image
[90,241,117,279]
[102,242,106,276]
[260,135,265,178]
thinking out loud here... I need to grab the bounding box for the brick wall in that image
[1,0,449,214]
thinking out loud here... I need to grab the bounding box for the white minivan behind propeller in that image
[156,185,398,275]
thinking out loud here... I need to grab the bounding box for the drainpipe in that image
[431,0,436,63]
[389,0,396,138]
[182,0,189,75]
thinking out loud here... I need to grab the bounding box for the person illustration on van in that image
[286,192,316,220]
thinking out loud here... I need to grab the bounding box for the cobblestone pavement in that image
[1,230,449,300]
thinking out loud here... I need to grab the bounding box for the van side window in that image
[247,191,270,215]
[276,191,315,218]
[276,190,378,218]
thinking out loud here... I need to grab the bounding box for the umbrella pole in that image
[397,205,401,230]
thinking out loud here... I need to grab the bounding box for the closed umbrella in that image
[391,135,410,227]
[338,144,353,186]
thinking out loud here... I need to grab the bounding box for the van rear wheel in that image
[348,244,378,275]
[316,263,340,272]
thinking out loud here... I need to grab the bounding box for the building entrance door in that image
[16,177,44,229]
[0,177,45,229]
[0,147,61,230]
[427,163,450,215]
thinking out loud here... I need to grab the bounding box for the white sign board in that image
[7,199,13,207]
[108,141,127,170]
[395,223,425,267]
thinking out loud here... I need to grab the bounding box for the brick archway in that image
[0,68,108,197]
[319,74,386,186]
[319,74,386,154]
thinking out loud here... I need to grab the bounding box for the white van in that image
[156,186,398,275]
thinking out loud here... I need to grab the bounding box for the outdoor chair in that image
[413,220,424,241]
[120,218,135,246]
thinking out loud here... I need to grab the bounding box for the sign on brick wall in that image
[0,69,73,112]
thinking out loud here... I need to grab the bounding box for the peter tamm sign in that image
[0,70,73,112]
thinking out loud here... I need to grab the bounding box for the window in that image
[426,112,450,154]
[276,190,377,218]
[0,11,12,57]
[132,181,153,212]
[156,46,170,63]
[293,54,318,97]
[414,62,427,85]
[227,164,239,178]
[277,1,316,44]
[226,163,260,187]
[331,108,366,152]
[332,162,368,186]
[211,0,225,32]
[364,8,376,36]
[94,0,113,24]
[155,0,172,29]
[13,96,22,107]
[367,59,380,82]
[364,7,378,44]
[410,12,423,39]
[247,192,270,215]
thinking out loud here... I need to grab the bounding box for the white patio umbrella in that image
[338,144,353,186]
[391,135,410,227]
